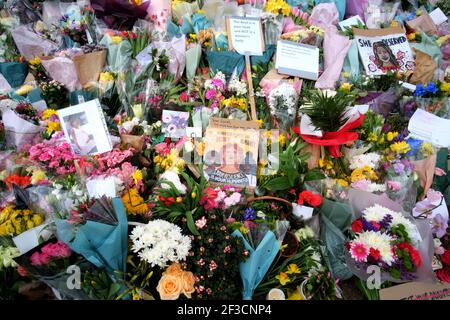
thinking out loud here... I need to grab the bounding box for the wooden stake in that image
[245,54,257,121]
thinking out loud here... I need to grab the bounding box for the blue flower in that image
[243,208,256,221]
[413,84,426,97]
[425,82,438,95]
[406,138,422,157]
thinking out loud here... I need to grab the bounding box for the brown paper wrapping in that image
[304,143,321,169]
[353,26,406,37]
[412,154,437,197]
[73,50,107,87]
[410,49,437,85]
[406,13,438,35]
[120,134,145,152]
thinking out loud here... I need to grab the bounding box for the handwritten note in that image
[380,282,450,300]
[227,16,264,56]
[275,40,319,80]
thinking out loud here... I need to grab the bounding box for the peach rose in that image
[157,274,182,300]
[181,271,195,298]
[165,262,183,277]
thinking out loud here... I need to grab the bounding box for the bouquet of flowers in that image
[58,5,95,47]
[0,204,44,237]
[347,204,422,281]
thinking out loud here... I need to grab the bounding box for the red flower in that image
[199,187,219,210]
[297,190,322,207]
[180,91,189,102]
[369,248,381,261]
[16,265,29,277]
[351,220,363,233]
[4,174,31,190]
[371,222,381,230]
[159,196,175,206]
[436,268,450,283]
[441,250,450,266]
[398,242,422,268]
[289,188,296,195]
[309,194,323,207]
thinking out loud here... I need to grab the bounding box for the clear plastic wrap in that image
[347,189,436,284]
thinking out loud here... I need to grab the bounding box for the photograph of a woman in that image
[206,143,254,186]
[372,41,400,72]
[64,113,98,155]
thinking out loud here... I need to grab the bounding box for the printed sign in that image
[275,40,319,80]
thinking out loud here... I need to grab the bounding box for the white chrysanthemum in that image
[349,153,381,170]
[362,204,394,222]
[130,220,191,268]
[390,211,422,245]
[268,83,298,116]
[367,182,387,193]
[352,231,395,266]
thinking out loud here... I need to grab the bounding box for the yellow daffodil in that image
[132,169,143,186]
[367,132,378,143]
[256,119,264,128]
[266,0,291,16]
[275,272,291,286]
[287,287,303,300]
[420,142,434,157]
[28,56,41,66]
[386,131,398,142]
[278,134,286,146]
[286,263,300,274]
[41,109,58,121]
[407,33,416,41]
[340,82,353,93]
[440,82,450,93]
[335,179,349,187]
[390,141,410,154]
[111,36,122,44]
[99,72,114,82]
[46,121,61,135]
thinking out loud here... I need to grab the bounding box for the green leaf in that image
[304,169,326,182]
[264,176,293,191]
[186,210,200,235]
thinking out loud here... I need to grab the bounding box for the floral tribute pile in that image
[0,0,449,301]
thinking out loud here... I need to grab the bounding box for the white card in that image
[13,223,52,254]
[429,8,448,25]
[86,176,118,198]
[186,127,202,138]
[401,81,417,92]
[292,203,314,220]
[31,100,48,112]
[228,16,264,56]
[300,114,322,137]
[275,40,319,80]
[339,15,365,30]
[408,109,450,147]
[136,45,153,67]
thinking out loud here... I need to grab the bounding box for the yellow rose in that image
[181,271,195,298]
[157,274,182,300]
[165,263,183,277]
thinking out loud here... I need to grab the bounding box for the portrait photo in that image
[203,118,260,188]
[58,99,112,156]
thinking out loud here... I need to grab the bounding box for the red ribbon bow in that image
[293,114,365,158]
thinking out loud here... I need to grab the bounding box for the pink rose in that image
[387,180,401,192]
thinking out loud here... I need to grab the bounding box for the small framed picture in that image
[162,110,189,138]
[203,118,260,188]
[58,99,112,156]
